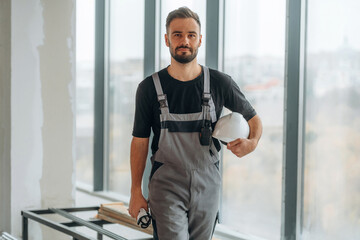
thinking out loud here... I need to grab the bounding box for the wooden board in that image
[95,202,153,235]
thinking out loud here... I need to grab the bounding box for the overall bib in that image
[148,66,221,240]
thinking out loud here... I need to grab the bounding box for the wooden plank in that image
[96,213,153,235]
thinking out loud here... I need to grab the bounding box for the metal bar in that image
[297,0,308,237]
[22,215,28,240]
[49,208,127,240]
[21,211,95,240]
[59,206,99,212]
[1,232,19,240]
[217,0,225,224]
[0,0,12,232]
[62,219,109,228]
[217,0,225,72]
[102,0,111,192]
[95,219,104,240]
[142,0,157,199]
[31,206,99,215]
[94,0,106,191]
[144,0,156,77]
[281,0,305,239]
[205,0,220,69]
[155,0,161,71]
[205,0,222,223]
[97,224,103,240]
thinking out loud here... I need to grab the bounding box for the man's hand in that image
[227,114,262,158]
[128,190,148,218]
[227,138,257,158]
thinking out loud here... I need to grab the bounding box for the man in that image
[129,7,262,240]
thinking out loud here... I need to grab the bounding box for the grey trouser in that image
[148,67,221,240]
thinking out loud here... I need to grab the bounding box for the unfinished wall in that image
[38,1,76,238]
[39,0,76,207]
[9,0,76,239]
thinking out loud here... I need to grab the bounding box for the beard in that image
[169,44,199,64]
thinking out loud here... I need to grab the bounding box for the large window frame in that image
[90,0,307,239]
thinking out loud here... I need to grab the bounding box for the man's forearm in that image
[130,137,150,194]
[248,114,262,145]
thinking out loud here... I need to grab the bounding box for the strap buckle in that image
[157,94,168,108]
[202,93,211,106]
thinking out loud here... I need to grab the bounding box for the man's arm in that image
[227,114,262,158]
[128,136,149,218]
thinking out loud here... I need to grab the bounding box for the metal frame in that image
[217,0,225,72]
[0,232,18,240]
[144,0,157,77]
[296,0,308,237]
[281,0,306,239]
[205,0,220,69]
[22,207,153,240]
[22,207,117,240]
[142,0,158,199]
[0,0,12,233]
[94,0,106,191]
[205,0,225,224]
[103,0,111,192]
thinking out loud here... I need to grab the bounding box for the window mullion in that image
[93,0,106,191]
[281,0,306,239]
[142,0,157,199]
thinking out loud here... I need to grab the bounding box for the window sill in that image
[76,182,130,205]
[215,224,268,240]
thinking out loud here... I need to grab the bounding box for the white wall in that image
[0,0,76,239]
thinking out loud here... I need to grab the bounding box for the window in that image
[222,0,285,239]
[106,0,145,196]
[302,0,360,239]
[76,1,360,239]
[76,0,95,187]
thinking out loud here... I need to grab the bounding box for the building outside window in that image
[76,0,95,187]
[222,0,285,239]
[75,1,360,239]
[302,0,360,239]
[106,0,145,196]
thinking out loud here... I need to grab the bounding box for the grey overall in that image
[148,66,221,240]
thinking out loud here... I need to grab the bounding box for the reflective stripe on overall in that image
[148,66,221,240]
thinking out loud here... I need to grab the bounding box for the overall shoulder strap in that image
[152,72,169,114]
[202,66,217,123]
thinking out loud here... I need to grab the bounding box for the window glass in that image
[160,0,206,69]
[107,0,145,196]
[76,0,95,187]
[302,0,360,239]
[222,0,285,239]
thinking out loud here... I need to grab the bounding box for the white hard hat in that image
[212,112,250,143]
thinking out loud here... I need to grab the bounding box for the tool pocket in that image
[209,142,220,165]
[149,161,164,181]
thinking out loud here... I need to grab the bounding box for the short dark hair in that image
[166,7,201,33]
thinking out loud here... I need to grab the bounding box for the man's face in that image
[165,18,202,64]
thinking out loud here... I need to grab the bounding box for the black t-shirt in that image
[132,66,257,154]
